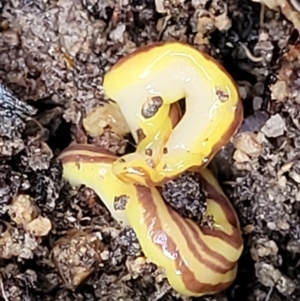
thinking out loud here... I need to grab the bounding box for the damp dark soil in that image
[0,0,300,300]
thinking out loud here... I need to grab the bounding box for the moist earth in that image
[0,0,300,300]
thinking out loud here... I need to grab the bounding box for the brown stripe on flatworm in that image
[181,266,234,295]
[135,185,234,294]
[130,168,242,249]
[58,149,115,162]
[59,154,116,166]
[169,102,182,128]
[166,206,235,273]
[60,144,118,157]
[182,217,236,270]
[186,221,239,267]
[201,226,243,250]
[198,175,238,229]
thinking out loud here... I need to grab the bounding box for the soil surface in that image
[0,0,300,300]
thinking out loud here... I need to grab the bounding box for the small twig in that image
[260,4,265,28]
[157,14,172,41]
[150,280,172,301]
[0,277,9,301]
[126,139,137,148]
[24,116,48,143]
[265,285,274,301]
[239,42,264,63]
[222,181,238,186]
[290,0,300,12]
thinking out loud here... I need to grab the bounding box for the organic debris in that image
[0,0,300,300]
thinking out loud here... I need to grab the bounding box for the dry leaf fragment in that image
[255,262,296,296]
[270,80,288,102]
[8,194,52,237]
[155,0,166,13]
[0,222,38,259]
[233,149,251,163]
[109,23,126,43]
[270,45,300,103]
[51,229,103,289]
[83,103,130,138]
[252,0,300,33]
[8,194,39,226]
[256,239,279,257]
[214,13,232,32]
[233,132,262,158]
[26,216,52,237]
[126,256,147,279]
[278,175,287,188]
